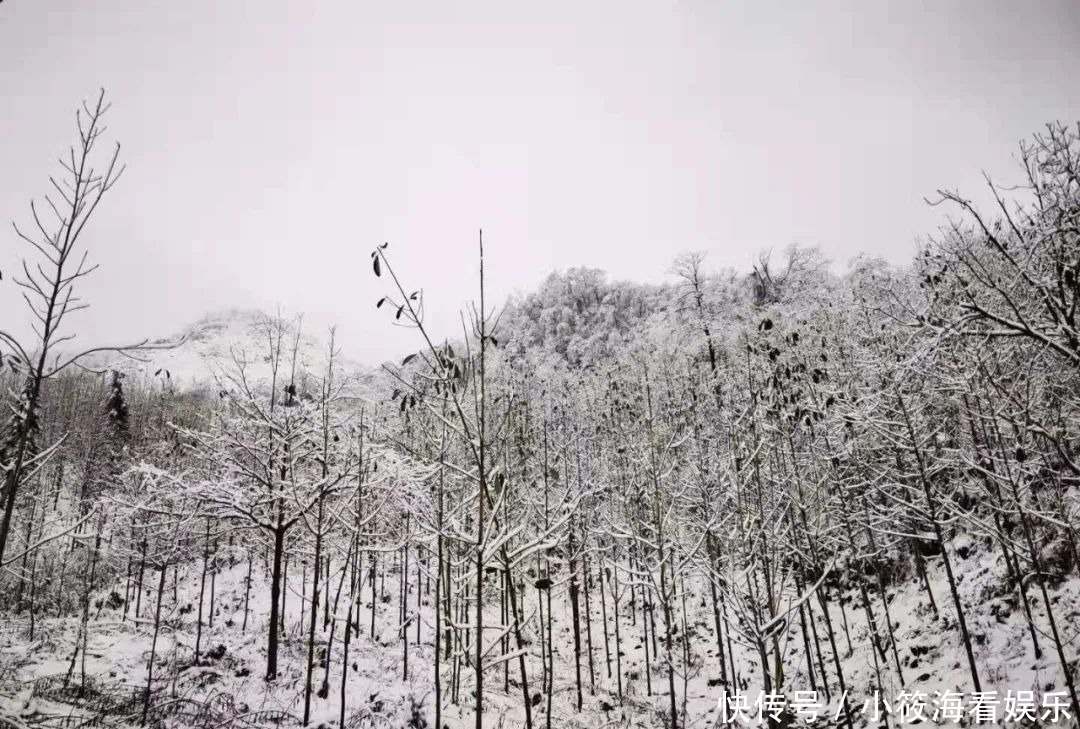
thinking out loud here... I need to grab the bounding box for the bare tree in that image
[0,90,164,566]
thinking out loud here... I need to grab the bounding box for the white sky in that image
[2,1,1078,363]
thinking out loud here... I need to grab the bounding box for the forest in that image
[2,95,1080,729]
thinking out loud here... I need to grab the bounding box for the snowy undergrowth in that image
[2,528,1077,728]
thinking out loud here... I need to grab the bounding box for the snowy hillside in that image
[94,309,373,393]
[3,77,1080,729]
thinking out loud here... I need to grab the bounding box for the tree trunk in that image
[266,526,285,680]
[569,528,584,711]
[303,501,323,725]
[195,519,210,664]
[142,566,167,726]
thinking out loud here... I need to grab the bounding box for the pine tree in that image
[105,370,130,439]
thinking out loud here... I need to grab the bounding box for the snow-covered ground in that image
[2,527,1077,728]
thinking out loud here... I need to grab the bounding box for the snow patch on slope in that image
[97,309,370,393]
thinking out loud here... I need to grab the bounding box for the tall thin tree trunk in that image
[195,519,210,664]
[898,391,982,692]
[142,566,167,726]
[242,554,252,633]
[569,527,584,712]
[303,497,324,725]
[266,525,286,680]
[583,552,596,694]
[599,563,611,680]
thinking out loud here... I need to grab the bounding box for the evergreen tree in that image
[105,370,130,441]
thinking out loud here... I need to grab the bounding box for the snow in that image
[91,309,370,393]
[3,527,1078,727]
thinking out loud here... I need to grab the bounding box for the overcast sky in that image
[2,1,1079,363]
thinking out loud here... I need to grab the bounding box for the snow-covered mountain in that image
[99,308,373,392]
